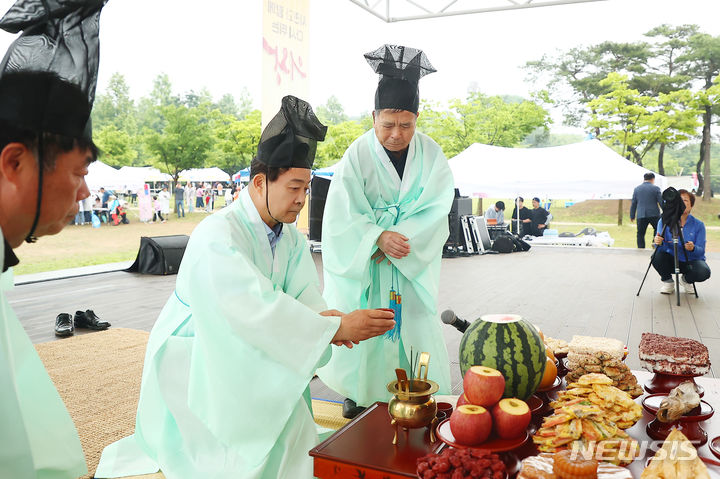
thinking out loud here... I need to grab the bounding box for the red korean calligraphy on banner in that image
[262,0,310,128]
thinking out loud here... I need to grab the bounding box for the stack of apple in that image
[449,366,531,446]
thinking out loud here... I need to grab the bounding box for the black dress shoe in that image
[55,313,74,337]
[342,398,366,419]
[74,310,110,330]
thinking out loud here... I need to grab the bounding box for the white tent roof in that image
[119,166,172,184]
[448,139,666,200]
[179,167,230,183]
[86,160,136,192]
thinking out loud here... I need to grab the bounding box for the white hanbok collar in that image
[240,188,277,273]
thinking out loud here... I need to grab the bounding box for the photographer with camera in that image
[652,189,711,294]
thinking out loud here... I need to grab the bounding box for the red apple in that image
[491,398,531,440]
[449,404,492,446]
[463,366,505,406]
[457,393,470,407]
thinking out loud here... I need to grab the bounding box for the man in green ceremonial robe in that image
[316,45,454,419]
[0,1,108,477]
[95,96,395,479]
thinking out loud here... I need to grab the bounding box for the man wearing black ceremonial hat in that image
[95,95,394,479]
[317,45,455,418]
[0,1,107,477]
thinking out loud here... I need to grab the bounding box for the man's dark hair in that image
[516,196,524,203]
[644,172,655,181]
[250,156,290,183]
[496,201,505,210]
[0,120,98,170]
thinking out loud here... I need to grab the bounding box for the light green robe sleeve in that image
[321,146,386,285]
[0,246,86,478]
[176,212,339,460]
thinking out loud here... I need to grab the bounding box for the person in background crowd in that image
[195,184,204,209]
[159,186,171,220]
[185,183,194,213]
[529,197,550,236]
[224,185,233,206]
[82,193,93,224]
[108,195,128,225]
[630,172,663,249]
[484,201,505,225]
[100,186,110,210]
[152,195,165,223]
[511,196,532,235]
[204,183,213,212]
[174,182,185,218]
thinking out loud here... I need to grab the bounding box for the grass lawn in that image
[12,196,720,275]
[12,205,213,276]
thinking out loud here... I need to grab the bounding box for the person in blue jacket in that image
[652,189,711,294]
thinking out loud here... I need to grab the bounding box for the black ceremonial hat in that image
[0,0,107,140]
[256,95,327,170]
[364,44,435,114]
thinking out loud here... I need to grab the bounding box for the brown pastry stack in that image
[639,333,710,376]
[565,335,643,398]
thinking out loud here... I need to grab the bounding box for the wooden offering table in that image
[311,371,720,478]
[310,402,442,478]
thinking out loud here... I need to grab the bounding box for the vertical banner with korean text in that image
[262,0,310,128]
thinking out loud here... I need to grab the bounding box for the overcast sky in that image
[1,0,719,131]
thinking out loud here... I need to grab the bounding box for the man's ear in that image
[372,110,377,125]
[0,142,33,185]
[252,173,265,192]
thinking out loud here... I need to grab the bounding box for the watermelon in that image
[459,314,546,400]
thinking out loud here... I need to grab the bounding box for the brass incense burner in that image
[387,352,439,445]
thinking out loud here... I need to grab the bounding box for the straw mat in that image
[36,327,345,478]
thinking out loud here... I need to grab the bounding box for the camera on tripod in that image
[660,187,685,230]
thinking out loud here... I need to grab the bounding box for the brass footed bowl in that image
[387,378,439,429]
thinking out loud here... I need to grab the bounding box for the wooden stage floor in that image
[9,246,720,401]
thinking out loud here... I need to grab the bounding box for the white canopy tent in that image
[86,160,136,192]
[179,167,231,183]
[449,139,666,200]
[118,166,172,187]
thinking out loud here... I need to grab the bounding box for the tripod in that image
[637,222,698,305]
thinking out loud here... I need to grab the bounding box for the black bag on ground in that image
[492,235,515,253]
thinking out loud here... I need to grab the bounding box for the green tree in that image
[212,109,262,176]
[316,95,348,125]
[418,92,550,157]
[314,120,366,168]
[642,24,697,174]
[145,105,215,182]
[587,73,699,167]
[678,33,720,199]
[94,125,136,167]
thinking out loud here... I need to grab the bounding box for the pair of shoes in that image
[679,275,695,294]
[55,313,74,337]
[659,280,675,294]
[74,310,111,330]
[342,398,366,419]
